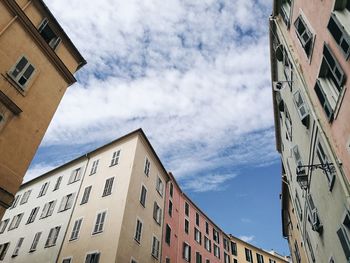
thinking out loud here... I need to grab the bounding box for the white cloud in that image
[23,163,58,183]
[25,0,277,190]
[239,235,255,243]
[181,173,237,192]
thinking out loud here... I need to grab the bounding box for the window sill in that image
[92,230,104,236]
[109,163,118,167]
[58,207,71,213]
[44,244,57,248]
[102,193,112,198]
[332,86,347,122]
[2,73,27,97]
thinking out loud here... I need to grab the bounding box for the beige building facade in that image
[0,0,86,218]
[270,0,350,262]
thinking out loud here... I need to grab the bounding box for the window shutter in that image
[314,80,334,121]
[49,201,56,215]
[41,203,49,218]
[337,227,350,260]
[11,57,28,78]
[67,193,75,209]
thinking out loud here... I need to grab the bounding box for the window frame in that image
[8,55,36,90]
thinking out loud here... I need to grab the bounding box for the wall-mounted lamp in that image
[296,163,335,190]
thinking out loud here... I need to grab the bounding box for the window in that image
[144,157,150,176]
[257,253,265,263]
[183,243,191,262]
[29,232,41,252]
[204,236,211,252]
[294,15,314,57]
[314,43,346,121]
[45,226,61,247]
[102,177,114,197]
[213,229,220,243]
[282,46,293,88]
[8,56,35,89]
[280,0,292,28]
[224,252,230,263]
[40,200,56,218]
[53,176,62,191]
[134,219,142,243]
[165,224,171,245]
[59,193,75,212]
[293,90,309,127]
[307,193,322,232]
[328,2,350,60]
[165,258,170,263]
[293,145,303,174]
[0,219,9,234]
[38,18,61,49]
[196,212,200,226]
[62,258,72,263]
[206,260,211,263]
[305,231,315,262]
[295,191,303,221]
[81,186,92,205]
[205,222,209,234]
[70,218,83,241]
[337,211,350,261]
[223,237,229,251]
[316,140,336,190]
[90,159,99,175]
[185,219,189,234]
[194,228,201,244]
[85,252,100,263]
[131,259,138,263]
[196,252,202,263]
[26,207,39,224]
[12,237,24,257]
[269,260,276,263]
[245,248,253,262]
[169,183,174,198]
[110,150,120,166]
[93,211,107,234]
[156,177,164,196]
[68,168,82,184]
[185,202,189,217]
[151,236,160,259]
[8,213,23,230]
[231,241,237,256]
[168,200,173,217]
[0,242,9,260]
[36,178,49,197]
[284,106,292,140]
[294,241,301,263]
[214,244,220,258]
[10,195,20,209]
[20,190,31,205]
[153,202,162,225]
[140,185,147,207]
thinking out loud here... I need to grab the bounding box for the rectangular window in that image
[168,200,173,217]
[151,236,160,259]
[156,177,164,196]
[295,191,303,221]
[12,237,24,257]
[9,195,20,209]
[165,224,171,245]
[328,9,350,60]
[245,248,253,262]
[194,228,202,244]
[90,159,99,175]
[224,252,230,263]
[68,168,82,184]
[257,253,265,263]
[59,193,75,212]
[294,15,314,57]
[85,252,100,263]
[293,145,304,174]
[144,157,150,176]
[305,231,315,262]
[196,252,202,263]
[185,202,189,217]
[53,176,62,191]
[196,212,200,226]
[134,219,142,243]
[20,190,31,205]
[316,140,336,189]
[102,177,114,197]
[205,222,209,235]
[315,43,346,121]
[45,226,61,247]
[38,18,61,50]
[337,211,350,260]
[70,218,83,241]
[183,243,191,262]
[8,213,23,230]
[27,207,39,224]
[269,260,276,263]
[0,219,9,234]
[153,202,162,225]
[30,232,41,252]
[185,219,189,234]
[231,241,237,256]
[307,193,322,232]
[81,186,92,205]
[294,241,301,263]
[214,244,220,258]
[8,56,35,88]
[284,105,292,140]
[280,0,292,28]
[140,185,147,207]
[223,237,229,251]
[111,150,120,166]
[40,200,56,218]
[169,183,174,198]
[62,259,72,263]
[0,242,9,260]
[293,90,309,125]
[93,211,107,234]
[204,236,211,252]
[213,229,220,244]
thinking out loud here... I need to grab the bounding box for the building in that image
[0,129,288,262]
[0,0,86,217]
[269,0,350,262]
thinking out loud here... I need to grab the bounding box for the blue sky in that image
[26,0,289,255]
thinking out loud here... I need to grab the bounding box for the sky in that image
[25,0,289,255]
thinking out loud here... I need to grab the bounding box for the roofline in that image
[21,128,169,188]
